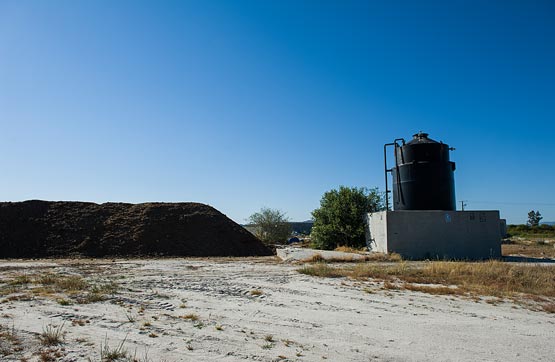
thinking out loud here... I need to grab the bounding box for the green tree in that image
[248,207,292,244]
[527,210,543,227]
[311,186,385,250]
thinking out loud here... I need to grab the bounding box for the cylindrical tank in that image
[392,132,456,211]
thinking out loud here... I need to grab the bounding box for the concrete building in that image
[366,210,502,260]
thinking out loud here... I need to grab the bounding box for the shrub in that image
[311,186,385,250]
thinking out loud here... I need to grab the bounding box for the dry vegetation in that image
[301,252,402,263]
[298,261,555,312]
[503,242,555,258]
[0,270,119,306]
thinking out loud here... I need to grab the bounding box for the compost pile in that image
[0,200,272,258]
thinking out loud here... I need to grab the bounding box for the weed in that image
[264,335,274,342]
[181,314,199,321]
[91,281,119,295]
[261,343,273,349]
[282,339,294,347]
[148,333,158,338]
[100,335,128,361]
[298,264,342,278]
[40,323,65,346]
[37,273,57,285]
[55,275,88,292]
[186,344,193,351]
[250,289,263,296]
[57,298,72,306]
[80,293,105,304]
[9,275,31,286]
[125,311,137,323]
[0,323,22,356]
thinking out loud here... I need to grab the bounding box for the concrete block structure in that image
[366,210,502,260]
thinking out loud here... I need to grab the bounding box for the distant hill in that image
[243,221,314,235]
[289,221,314,235]
[541,221,555,226]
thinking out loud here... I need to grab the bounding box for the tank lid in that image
[406,131,439,145]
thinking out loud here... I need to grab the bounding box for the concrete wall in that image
[365,212,388,253]
[499,219,507,238]
[366,210,502,260]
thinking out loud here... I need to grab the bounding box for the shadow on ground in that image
[503,256,555,263]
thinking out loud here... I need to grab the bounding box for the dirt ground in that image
[0,257,554,362]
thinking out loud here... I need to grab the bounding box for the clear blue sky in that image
[1,0,554,224]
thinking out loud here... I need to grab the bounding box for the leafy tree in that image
[311,186,385,250]
[527,210,543,227]
[248,207,291,244]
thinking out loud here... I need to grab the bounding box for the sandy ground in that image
[0,258,554,362]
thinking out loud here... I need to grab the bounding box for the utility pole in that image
[460,200,467,211]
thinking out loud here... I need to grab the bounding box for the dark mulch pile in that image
[0,200,272,258]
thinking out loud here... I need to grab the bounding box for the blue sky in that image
[1,0,554,224]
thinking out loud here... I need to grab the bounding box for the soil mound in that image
[0,200,272,258]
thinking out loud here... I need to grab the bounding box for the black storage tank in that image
[391,132,456,211]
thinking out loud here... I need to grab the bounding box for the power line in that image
[466,201,555,206]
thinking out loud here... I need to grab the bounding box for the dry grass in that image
[334,246,368,254]
[250,289,264,296]
[8,275,32,285]
[0,324,22,356]
[304,254,325,263]
[301,252,402,263]
[40,324,65,346]
[52,275,88,291]
[0,271,118,305]
[298,261,555,300]
[402,283,461,295]
[503,243,555,259]
[542,303,555,313]
[366,252,402,262]
[180,314,199,321]
[39,348,64,362]
[100,336,128,361]
[298,263,344,278]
